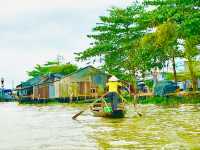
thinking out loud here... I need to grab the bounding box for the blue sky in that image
[0,0,133,88]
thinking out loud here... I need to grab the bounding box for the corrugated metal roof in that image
[17,67,106,89]
[19,76,41,88]
[17,73,64,88]
[61,65,107,80]
[38,73,64,85]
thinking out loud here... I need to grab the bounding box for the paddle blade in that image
[72,110,84,120]
[137,112,142,117]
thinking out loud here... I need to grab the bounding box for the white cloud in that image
[0,0,133,19]
[0,0,133,88]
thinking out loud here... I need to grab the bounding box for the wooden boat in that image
[90,102,126,118]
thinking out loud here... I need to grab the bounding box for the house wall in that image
[32,67,108,99]
[18,87,33,97]
[54,80,60,98]
[92,74,107,94]
[33,86,38,98]
[59,68,108,98]
[59,78,71,98]
[49,83,55,98]
[33,84,49,99]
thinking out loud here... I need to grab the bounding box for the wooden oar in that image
[132,96,142,117]
[72,110,85,120]
[134,106,143,117]
[72,92,109,120]
[119,94,142,117]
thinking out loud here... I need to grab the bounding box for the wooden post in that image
[85,81,87,101]
[89,75,92,98]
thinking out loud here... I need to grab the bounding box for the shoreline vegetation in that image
[1,94,199,107]
[139,96,200,106]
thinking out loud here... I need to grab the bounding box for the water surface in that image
[0,102,199,150]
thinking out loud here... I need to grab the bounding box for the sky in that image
[0,0,134,88]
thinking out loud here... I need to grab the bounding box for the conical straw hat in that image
[108,76,119,82]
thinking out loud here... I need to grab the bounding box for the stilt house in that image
[55,66,108,99]
[33,73,63,99]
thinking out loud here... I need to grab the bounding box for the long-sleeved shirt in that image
[106,81,122,93]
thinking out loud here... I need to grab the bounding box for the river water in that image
[0,102,199,150]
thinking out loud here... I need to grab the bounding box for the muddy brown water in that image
[0,102,199,150]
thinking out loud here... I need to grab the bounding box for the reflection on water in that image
[0,102,199,150]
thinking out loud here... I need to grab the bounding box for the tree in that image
[77,0,200,91]
[76,4,146,86]
[184,37,200,91]
[140,0,200,90]
[27,62,78,78]
[139,21,182,82]
[76,4,166,85]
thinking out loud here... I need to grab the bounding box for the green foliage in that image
[142,0,200,87]
[44,61,59,66]
[164,72,174,80]
[76,4,145,82]
[76,0,200,90]
[27,62,78,77]
[144,80,154,89]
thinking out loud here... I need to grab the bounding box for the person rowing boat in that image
[90,75,126,118]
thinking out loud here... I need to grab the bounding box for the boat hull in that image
[91,108,125,118]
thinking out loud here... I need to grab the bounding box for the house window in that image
[91,88,96,93]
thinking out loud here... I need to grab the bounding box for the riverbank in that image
[13,94,200,107]
[18,97,95,104]
[0,98,15,102]
[139,96,200,107]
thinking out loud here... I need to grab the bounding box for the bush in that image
[139,96,200,106]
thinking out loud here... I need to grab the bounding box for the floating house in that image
[55,66,109,99]
[16,77,41,98]
[33,73,63,99]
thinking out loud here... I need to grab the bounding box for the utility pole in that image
[56,55,64,64]
[1,77,4,97]
[1,77,4,89]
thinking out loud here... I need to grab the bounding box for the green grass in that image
[139,96,200,106]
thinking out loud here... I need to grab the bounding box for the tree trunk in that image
[131,73,137,95]
[172,56,177,83]
[188,61,198,91]
[192,77,198,91]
